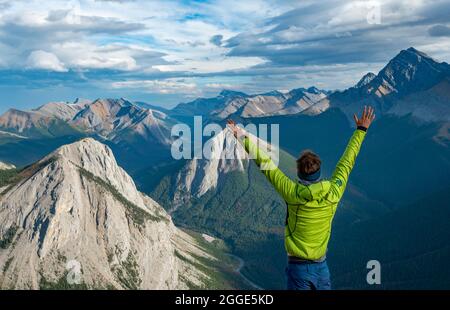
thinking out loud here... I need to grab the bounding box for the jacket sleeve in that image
[329,128,366,200]
[242,136,299,204]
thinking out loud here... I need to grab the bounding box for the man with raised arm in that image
[227,106,375,290]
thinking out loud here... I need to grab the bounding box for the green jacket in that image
[242,129,366,260]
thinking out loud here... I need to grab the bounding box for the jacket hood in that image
[298,180,330,201]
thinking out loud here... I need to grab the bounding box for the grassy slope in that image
[0,169,18,188]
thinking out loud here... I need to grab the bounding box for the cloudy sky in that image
[0,0,449,112]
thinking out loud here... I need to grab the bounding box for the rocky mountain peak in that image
[356,72,376,88]
[85,98,131,116]
[288,87,327,97]
[71,98,171,142]
[0,138,213,289]
[306,47,450,123]
[377,47,450,95]
[51,137,114,165]
[172,128,280,208]
[287,87,306,95]
[398,47,432,62]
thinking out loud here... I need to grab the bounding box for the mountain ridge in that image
[171,87,328,119]
[0,98,175,161]
[1,48,448,138]
[304,47,450,122]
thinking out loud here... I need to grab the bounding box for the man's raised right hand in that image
[353,106,375,130]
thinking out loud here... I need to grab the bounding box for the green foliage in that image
[0,226,17,249]
[3,257,13,273]
[0,168,18,188]
[113,252,141,290]
[56,252,67,264]
[39,272,88,290]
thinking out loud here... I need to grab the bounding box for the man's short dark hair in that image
[297,150,321,175]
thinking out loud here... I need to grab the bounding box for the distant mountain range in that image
[0,98,177,172]
[171,87,328,119]
[0,98,173,144]
[0,47,449,289]
[1,48,448,142]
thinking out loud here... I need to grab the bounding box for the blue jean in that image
[286,260,332,290]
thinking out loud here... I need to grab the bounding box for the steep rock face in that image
[173,130,247,209]
[0,138,211,289]
[72,99,135,132]
[377,47,450,95]
[172,129,277,212]
[272,87,327,116]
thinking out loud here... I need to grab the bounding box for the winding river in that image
[225,253,264,290]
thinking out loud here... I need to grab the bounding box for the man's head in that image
[297,150,321,181]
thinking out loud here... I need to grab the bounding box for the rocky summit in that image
[0,138,214,289]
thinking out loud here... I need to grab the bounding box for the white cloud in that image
[0,0,272,75]
[52,41,141,71]
[26,50,67,72]
[1,0,449,104]
[111,78,199,95]
[154,56,266,74]
[225,0,450,69]
[205,83,237,89]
